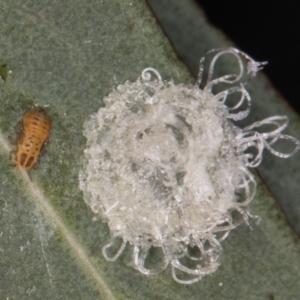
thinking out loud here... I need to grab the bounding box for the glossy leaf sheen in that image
[0,0,299,299]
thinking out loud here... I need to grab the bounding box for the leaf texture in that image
[0,0,299,299]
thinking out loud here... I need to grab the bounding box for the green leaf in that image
[0,0,299,299]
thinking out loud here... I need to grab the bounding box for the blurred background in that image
[194,1,300,114]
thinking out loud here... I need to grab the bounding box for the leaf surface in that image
[0,0,299,299]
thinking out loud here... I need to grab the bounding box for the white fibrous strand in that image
[79,48,299,284]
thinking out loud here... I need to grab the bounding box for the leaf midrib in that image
[0,130,117,300]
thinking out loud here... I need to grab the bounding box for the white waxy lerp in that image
[79,48,299,284]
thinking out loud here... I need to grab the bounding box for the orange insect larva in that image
[13,108,51,170]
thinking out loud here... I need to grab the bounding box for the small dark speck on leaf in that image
[128,23,135,31]
[266,292,275,300]
[0,61,8,82]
